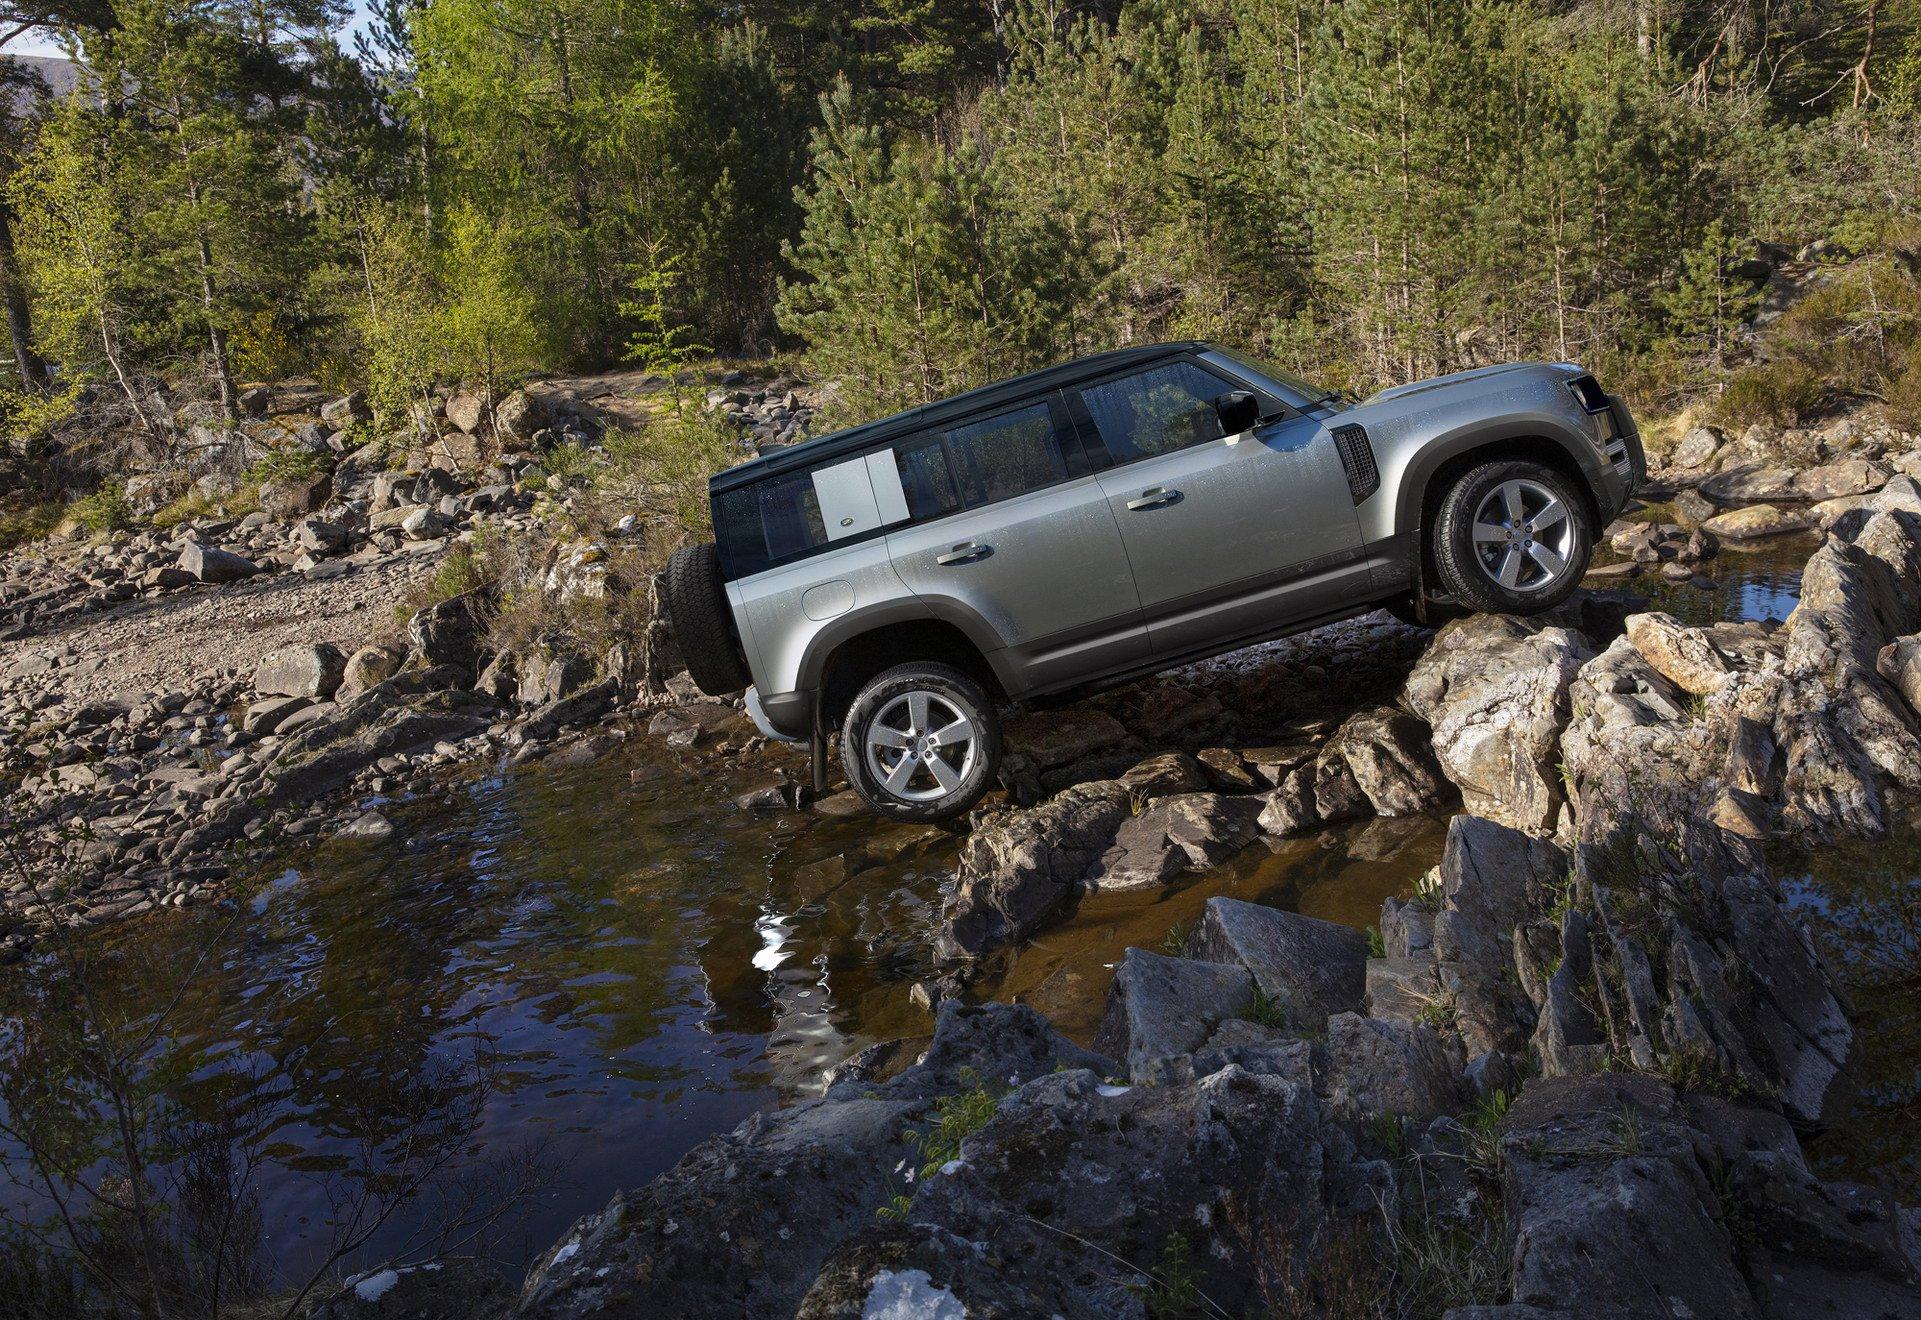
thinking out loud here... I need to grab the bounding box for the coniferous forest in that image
[0,0,1917,452]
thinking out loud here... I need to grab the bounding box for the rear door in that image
[884,393,1149,695]
[1073,359,1366,659]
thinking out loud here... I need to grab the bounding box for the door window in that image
[944,401,1072,506]
[1079,362,1232,463]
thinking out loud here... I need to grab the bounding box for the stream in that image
[3,529,1913,1287]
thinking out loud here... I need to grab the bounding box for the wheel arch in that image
[1395,428,1603,589]
[806,607,1010,731]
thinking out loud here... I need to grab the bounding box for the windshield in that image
[1206,346,1334,410]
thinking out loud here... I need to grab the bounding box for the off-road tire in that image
[1432,459,1592,615]
[840,663,1002,823]
[662,543,753,696]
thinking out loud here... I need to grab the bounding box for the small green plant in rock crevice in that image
[1366,924,1385,957]
[876,1069,1000,1221]
[1161,920,1188,954]
[1136,1230,1207,1318]
[1238,982,1289,1030]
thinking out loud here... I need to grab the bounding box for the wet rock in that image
[1116,750,1209,799]
[178,541,259,584]
[337,645,404,703]
[255,643,347,700]
[336,809,395,841]
[1184,896,1367,1030]
[1255,763,1321,836]
[1323,705,1449,815]
[1002,708,1128,771]
[935,780,1133,961]
[1323,1011,1463,1122]
[1623,612,1731,696]
[1092,947,1254,1083]
[1402,614,1592,832]
[511,680,616,747]
[1091,792,1262,891]
[518,1003,1109,1320]
[1702,503,1812,541]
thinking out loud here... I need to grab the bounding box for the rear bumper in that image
[746,687,812,743]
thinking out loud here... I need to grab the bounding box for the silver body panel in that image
[723,356,1642,738]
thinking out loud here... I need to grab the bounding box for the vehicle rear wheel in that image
[661,543,753,696]
[840,663,1002,822]
[1432,460,1591,615]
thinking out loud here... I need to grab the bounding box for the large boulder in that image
[178,541,259,584]
[1793,458,1889,501]
[445,391,485,435]
[1183,896,1368,1031]
[336,645,404,703]
[1092,947,1254,1083]
[1700,464,1799,505]
[1667,424,1724,470]
[1322,705,1450,815]
[1623,612,1732,696]
[254,643,346,699]
[1322,1011,1464,1122]
[935,780,1133,961]
[319,391,369,429]
[1433,815,1567,1059]
[1402,614,1593,832]
[495,388,547,441]
[1702,503,1813,541]
[1002,708,1129,771]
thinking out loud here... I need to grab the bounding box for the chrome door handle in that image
[935,542,992,565]
[1127,487,1181,510]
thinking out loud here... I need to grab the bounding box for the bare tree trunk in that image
[0,201,50,394]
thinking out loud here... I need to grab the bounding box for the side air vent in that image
[1331,424,1379,503]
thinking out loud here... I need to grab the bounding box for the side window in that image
[943,401,1070,507]
[757,469,828,562]
[894,432,962,520]
[1078,362,1232,463]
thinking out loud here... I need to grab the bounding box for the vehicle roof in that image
[709,341,1212,495]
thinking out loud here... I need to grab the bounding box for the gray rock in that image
[518,1003,1109,1320]
[1002,708,1129,770]
[445,391,485,434]
[1323,1011,1464,1122]
[1433,815,1567,1058]
[1365,956,1441,1022]
[1256,763,1321,836]
[1701,463,1800,504]
[1324,705,1450,815]
[1402,614,1592,832]
[178,541,258,584]
[1879,634,1921,715]
[400,506,447,540]
[294,517,347,553]
[259,471,331,520]
[935,780,1133,961]
[336,645,404,703]
[1091,792,1262,890]
[406,594,486,676]
[1669,424,1724,470]
[336,809,395,841]
[1702,502,1813,541]
[254,643,346,699]
[495,388,546,441]
[1793,458,1889,501]
[319,391,369,429]
[242,695,310,735]
[1092,947,1254,1083]
[1184,896,1368,1031]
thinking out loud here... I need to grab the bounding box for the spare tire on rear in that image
[662,543,753,696]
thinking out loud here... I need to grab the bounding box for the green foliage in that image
[68,482,130,535]
[1366,925,1385,958]
[1160,920,1189,955]
[1239,982,1289,1030]
[877,1069,1000,1220]
[599,408,741,541]
[0,498,64,551]
[1136,1231,1205,1319]
[1716,359,1824,429]
[245,448,323,484]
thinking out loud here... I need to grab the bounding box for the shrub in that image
[245,447,323,484]
[1887,345,1921,430]
[599,407,740,542]
[68,482,131,534]
[1715,359,1823,429]
[153,483,260,530]
[0,498,65,551]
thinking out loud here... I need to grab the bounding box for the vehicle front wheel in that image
[840,663,1002,822]
[1432,460,1592,615]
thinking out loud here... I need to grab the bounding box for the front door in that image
[884,394,1149,695]
[1074,360,1367,659]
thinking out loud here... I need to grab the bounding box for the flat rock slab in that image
[1092,791,1263,891]
[1003,707,1129,770]
[1702,502,1813,540]
[1092,947,1253,1084]
[1184,895,1367,1031]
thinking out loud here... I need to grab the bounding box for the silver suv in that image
[664,343,1642,821]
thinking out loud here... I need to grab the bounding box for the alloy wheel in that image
[862,690,979,802]
[1470,478,1576,593]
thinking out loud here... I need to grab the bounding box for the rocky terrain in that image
[10,384,1921,1316]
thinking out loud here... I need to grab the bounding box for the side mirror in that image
[1214,390,1262,436]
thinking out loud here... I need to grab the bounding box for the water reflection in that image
[1777,828,1921,1199]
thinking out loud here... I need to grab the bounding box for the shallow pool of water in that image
[6,527,1911,1290]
